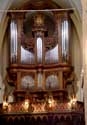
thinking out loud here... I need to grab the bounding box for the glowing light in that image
[8,104,12,112]
[22,99,29,112]
[72,97,77,105]
[68,96,77,109]
[3,100,8,110]
[48,95,55,108]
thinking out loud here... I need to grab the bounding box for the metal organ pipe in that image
[62,20,69,62]
[37,37,43,64]
[10,20,17,63]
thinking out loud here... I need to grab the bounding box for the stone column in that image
[0,74,5,103]
[82,0,87,124]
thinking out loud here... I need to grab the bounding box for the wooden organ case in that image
[1,10,84,125]
[8,11,72,101]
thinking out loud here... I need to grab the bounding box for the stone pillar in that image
[0,74,5,103]
[82,0,87,124]
[84,65,87,124]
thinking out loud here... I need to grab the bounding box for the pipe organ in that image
[2,9,79,108]
[8,11,72,99]
[0,9,84,125]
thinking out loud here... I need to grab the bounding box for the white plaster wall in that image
[71,25,82,78]
[70,23,83,101]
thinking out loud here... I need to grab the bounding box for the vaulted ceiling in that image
[0,0,82,49]
[0,0,82,22]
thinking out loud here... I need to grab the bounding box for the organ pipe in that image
[62,20,69,62]
[10,20,17,63]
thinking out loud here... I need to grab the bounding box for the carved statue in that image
[0,74,5,103]
[66,67,77,98]
[3,73,14,102]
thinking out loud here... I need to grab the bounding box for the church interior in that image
[0,0,86,125]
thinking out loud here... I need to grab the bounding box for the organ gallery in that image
[0,3,84,125]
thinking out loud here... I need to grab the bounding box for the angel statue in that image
[66,67,77,99]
